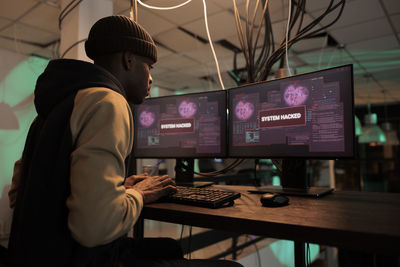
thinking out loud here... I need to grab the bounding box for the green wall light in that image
[354,115,363,136]
[359,113,386,144]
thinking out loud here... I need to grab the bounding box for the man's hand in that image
[124,173,149,188]
[127,175,177,204]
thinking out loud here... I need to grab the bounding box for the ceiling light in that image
[359,113,386,145]
[358,73,386,145]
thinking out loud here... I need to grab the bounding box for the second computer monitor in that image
[228,65,355,159]
[133,90,227,158]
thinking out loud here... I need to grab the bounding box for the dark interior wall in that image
[355,102,400,129]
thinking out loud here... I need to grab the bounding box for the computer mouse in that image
[260,193,289,207]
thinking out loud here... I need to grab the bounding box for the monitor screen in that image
[228,65,355,159]
[133,90,227,158]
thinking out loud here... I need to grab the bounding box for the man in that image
[8,15,242,267]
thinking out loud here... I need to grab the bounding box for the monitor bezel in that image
[227,64,356,159]
[133,89,228,159]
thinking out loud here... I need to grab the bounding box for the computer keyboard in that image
[163,186,241,209]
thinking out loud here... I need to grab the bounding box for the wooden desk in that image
[141,185,400,258]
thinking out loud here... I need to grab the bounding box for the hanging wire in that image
[137,0,193,10]
[129,0,138,22]
[59,0,83,30]
[137,0,225,90]
[135,0,138,21]
[232,0,271,83]
[202,0,225,90]
[232,0,250,78]
[252,239,262,267]
[232,0,346,82]
[60,39,87,58]
[285,0,293,76]
[129,0,135,21]
[194,159,244,178]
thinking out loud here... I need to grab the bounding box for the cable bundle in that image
[194,159,244,178]
[232,0,346,83]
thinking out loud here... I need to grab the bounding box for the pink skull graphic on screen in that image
[235,100,254,121]
[139,110,155,127]
[178,101,197,118]
[283,84,309,106]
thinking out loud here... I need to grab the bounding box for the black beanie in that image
[85,15,157,62]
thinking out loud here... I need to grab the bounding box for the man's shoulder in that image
[75,87,127,106]
[78,87,124,98]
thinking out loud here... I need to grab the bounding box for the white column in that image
[60,0,113,61]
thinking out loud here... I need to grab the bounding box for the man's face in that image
[125,55,154,104]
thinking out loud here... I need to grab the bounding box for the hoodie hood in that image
[34,59,126,116]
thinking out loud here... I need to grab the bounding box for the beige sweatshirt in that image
[9,87,143,247]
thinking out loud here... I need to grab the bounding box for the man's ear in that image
[123,51,135,70]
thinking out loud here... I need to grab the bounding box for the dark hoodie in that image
[8,59,127,267]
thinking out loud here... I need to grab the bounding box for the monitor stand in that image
[175,158,214,188]
[248,159,333,197]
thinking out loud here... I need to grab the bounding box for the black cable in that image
[279,56,285,68]
[295,0,336,37]
[60,38,87,58]
[296,0,345,39]
[261,0,345,79]
[234,235,249,257]
[194,159,244,177]
[255,1,270,82]
[295,0,306,35]
[252,242,262,267]
[61,0,83,22]
[306,1,346,38]
[59,0,76,21]
[59,0,84,30]
[252,0,268,65]
[255,6,274,80]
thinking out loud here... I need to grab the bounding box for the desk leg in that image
[231,236,238,260]
[294,241,305,267]
[133,215,144,239]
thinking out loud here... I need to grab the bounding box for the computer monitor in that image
[228,65,355,196]
[133,90,227,186]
